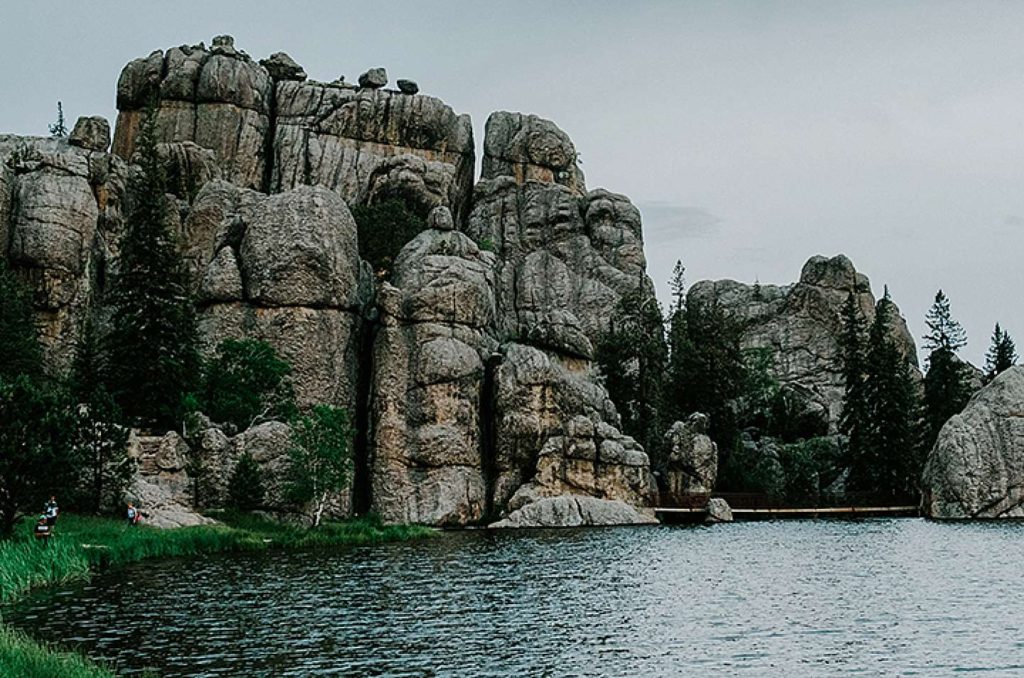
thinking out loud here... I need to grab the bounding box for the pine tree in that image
[48,101,67,137]
[0,259,43,381]
[922,290,971,451]
[70,318,133,514]
[228,452,266,511]
[596,288,666,460]
[984,323,1018,382]
[838,292,869,468]
[675,297,746,447]
[852,293,922,497]
[104,103,200,430]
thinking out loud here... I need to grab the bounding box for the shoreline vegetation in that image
[0,513,434,677]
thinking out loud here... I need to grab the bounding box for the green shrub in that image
[350,198,425,278]
[203,339,296,430]
[227,453,266,511]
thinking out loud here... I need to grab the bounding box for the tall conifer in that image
[104,103,199,430]
[922,290,971,451]
[984,323,1018,382]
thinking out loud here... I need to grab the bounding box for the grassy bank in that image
[0,513,433,677]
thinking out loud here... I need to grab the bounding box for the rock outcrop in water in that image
[922,366,1024,519]
[1,36,658,528]
[688,254,920,431]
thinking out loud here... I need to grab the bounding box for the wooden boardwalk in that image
[655,505,920,521]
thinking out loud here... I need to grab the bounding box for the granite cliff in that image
[0,36,657,527]
[688,254,921,432]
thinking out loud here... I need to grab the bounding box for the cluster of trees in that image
[598,261,1018,503]
[0,106,354,536]
[350,198,425,279]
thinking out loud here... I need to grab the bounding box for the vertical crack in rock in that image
[351,309,377,514]
[261,81,279,194]
[480,350,502,520]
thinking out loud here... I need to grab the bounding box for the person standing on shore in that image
[126,502,140,526]
[43,496,59,526]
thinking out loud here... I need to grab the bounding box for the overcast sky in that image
[2,1,1021,365]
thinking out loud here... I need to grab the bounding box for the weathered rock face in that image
[127,431,216,529]
[5,38,660,529]
[112,37,476,223]
[922,366,1024,519]
[369,208,498,525]
[490,344,656,523]
[0,133,127,373]
[688,254,920,431]
[270,80,475,221]
[481,111,585,194]
[113,38,273,190]
[186,181,371,411]
[467,180,654,358]
[662,413,718,502]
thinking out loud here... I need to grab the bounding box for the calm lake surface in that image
[6,519,1024,676]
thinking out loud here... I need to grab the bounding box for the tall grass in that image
[0,626,112,678]
[0,512,434,676]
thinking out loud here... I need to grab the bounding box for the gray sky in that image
[2,1,1021,365]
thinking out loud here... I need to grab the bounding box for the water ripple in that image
[6,519,1024,676]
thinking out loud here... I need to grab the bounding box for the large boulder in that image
[490,495,656,528]
[688,254,920,431]
[481,111,585,194]
[662,413,718,501]
[922,366,1024,519]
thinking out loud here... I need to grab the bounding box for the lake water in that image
[6,519,1024,676]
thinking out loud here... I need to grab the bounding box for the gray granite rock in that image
[260,52,307,81]
[705,497,734,523]
[688,254,920,432]
[69,116,111,152]
[358,67,388,88]
[922,366,1024,519]
[663,413,718,500]
[397,78,419,94]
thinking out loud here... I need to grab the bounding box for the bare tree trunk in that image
[312,490,328,528]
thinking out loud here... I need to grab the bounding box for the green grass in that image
[0,626,111,678]
[0,512,434,676]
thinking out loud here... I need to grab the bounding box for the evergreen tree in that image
[48,101,67,137]
[596,288,666,460]
[228,452,266,511]
[0,376,76,535]
[850,293,922,496]
[838,292,870,471]
[675,297,746,447]
[662,262,690,426]
[0,260,43,382]
[70,318,133,514]
[104,103,199,430]
[349,199,425,279]
[984,323,1018,382]
[922,290,971,451]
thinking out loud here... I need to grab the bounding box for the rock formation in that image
[0,132,127,374]
[661,413,718,503]
[921,366,1024,519]
[688,254,920,431]
[1,37,660,528]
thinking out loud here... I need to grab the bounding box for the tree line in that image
[597,261,1018,502]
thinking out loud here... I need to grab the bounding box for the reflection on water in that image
[6,519,1024,676]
